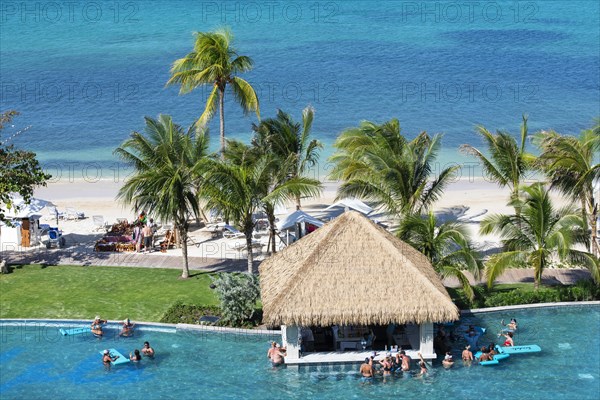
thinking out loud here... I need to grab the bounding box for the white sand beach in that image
[21,176,571,263]
[3,179,564,263]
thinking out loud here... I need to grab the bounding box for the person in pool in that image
[399,350,411,371]
[501,318,518,331]
[379,355,393,376]
[462,345,474,362]
[271,345,286,366]
[120,318,135,337]
[141,341,155,357]
[91,316,107,337]
[499,332,514,347]
[102,349,118,369]
[360,357,374,379]
[130,349,141,362]
[442,351,454,369]
[267,341,278,360]
[417,353,428,375]
[478,347,493,362]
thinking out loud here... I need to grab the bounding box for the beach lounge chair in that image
[65,207,85,220]
[92,215,110,232]
[222,224,245,239]
[47,206,65,221]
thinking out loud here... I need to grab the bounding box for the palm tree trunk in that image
[296,194,302,210]
[219,88,225,159]
[534,249,544,289]
[268,212,277,254]
[591,204,599,257]
[246,234,254,274]
[179,227,190,279]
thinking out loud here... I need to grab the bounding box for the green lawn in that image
[0,265,218,322]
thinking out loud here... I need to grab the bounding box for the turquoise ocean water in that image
[1,0,599,179]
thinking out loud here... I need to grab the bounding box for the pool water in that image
[1,306,599,399]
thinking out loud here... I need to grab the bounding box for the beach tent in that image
[3,194,55,219]
[1,194,54,248]
[276,210,324,232]
[325,198,373,215]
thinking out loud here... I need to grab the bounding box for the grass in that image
[0,264,218,322]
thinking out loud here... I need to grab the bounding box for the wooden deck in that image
[285,349,435,366]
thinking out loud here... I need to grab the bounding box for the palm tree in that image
[397,212,482,300]
[329,119,458,218]
[201,155,320,273]
[166,28,260,157]
[480,183,598,288]
[114,115,211,279]
[536,123,600,257]
[460,115,536,215]
[251,106,323,209]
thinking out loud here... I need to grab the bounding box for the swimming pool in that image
[1,305,599,400]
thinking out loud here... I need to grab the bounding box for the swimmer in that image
[130,349,141,362]
[442,351,454,369]
[91,316,107,337]
[478,347,492,362]
[271,345,286,367]
[267,341,278,360]
[499,332,514,347]
[102,349,118,369]
[417,352,428,375]
[360,357,374,379]
[380,355,393,376]
[120,318,135,337]
[141,341,155,357]
[462,345,474,362]
[501,318,518,331]
[399,350,411,371]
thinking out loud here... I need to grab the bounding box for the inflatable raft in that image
[496,344,541,354]
[59,327,91,336]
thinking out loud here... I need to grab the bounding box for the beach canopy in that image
[276,210,324,232]
[325,198,373,215]
[2,194,54,219]
[260,211,459,327]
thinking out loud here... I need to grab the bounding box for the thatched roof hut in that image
[260,211,459,327]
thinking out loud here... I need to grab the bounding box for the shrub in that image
[160,301,221,324]
[210,273,260,327]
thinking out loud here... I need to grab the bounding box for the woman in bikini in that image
[499,332,514,347]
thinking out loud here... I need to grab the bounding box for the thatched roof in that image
[260,211,459,327]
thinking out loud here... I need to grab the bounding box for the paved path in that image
[1,247,256,273]
[1,247,592,285]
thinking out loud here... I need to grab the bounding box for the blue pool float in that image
[495,344,541,354]
[99,349,130,365]
[474,351,510,366]
[59,327,91,336]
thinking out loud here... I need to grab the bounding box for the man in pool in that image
[91,316,107,337]
[359,357,374,379]
[271,344,286,366]
[399,350,411,371]
[119,318,135,337]
[102,349,119,369]
[141,341,155,357]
